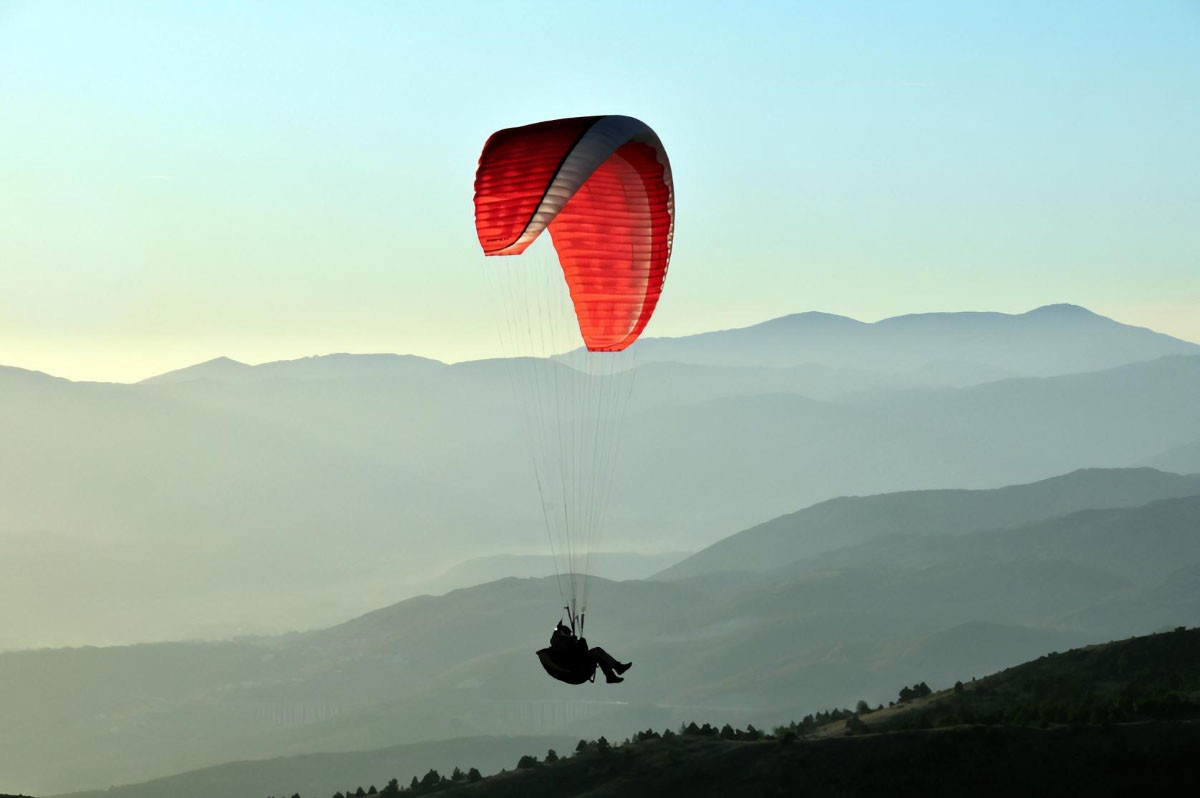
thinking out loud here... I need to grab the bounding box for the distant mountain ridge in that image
[0,364,69,385]
[418,552,691,597]
[633,304,1199,374]
[123,304,1200,386]
[769,495,1200,605]
[883,495,1200,586]
[655,468,1200,580]
[141,353,447,385]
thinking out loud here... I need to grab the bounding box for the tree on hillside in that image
[467,768,482,783]
[546,748,559,762]
[899,683,931,702]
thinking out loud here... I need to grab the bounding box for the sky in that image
[1,0,1198,383]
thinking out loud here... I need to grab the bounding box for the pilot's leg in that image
[590,647,632,679]
[596,658,622,683]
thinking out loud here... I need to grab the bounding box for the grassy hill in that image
[818,625,1200,736]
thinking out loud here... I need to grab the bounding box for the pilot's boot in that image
[599,662,624,683]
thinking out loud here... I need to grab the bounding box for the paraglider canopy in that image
[474,115,674,352]
[473,114,674,639]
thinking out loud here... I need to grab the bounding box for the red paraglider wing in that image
[474,116,673,352]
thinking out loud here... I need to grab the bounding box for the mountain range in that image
[632,303,1198,374]
[2,305,1197,650]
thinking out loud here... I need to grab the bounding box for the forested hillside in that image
[251,628,1200,798]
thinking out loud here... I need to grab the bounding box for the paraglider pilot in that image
[536,617,632,685]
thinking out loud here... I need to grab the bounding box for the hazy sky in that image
[2,1,1198,382]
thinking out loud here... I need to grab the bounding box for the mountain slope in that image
[617,355,1200,547]
[657,468,1200,579]
[798,495,1200,589]
[1056,566,1200,637]
[1141,438,1200,475]
[850,626,1200,735]
[54,736,571,798]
